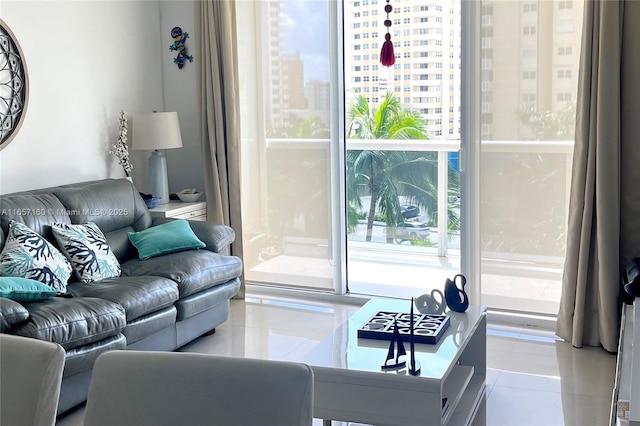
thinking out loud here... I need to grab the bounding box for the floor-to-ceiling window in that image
[237,0,584,318]
[237,0,339,291]
[343,0,463,299]
[478,0,583,315]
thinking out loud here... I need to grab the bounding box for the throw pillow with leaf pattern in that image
[51,222,121,283]
[0,221,72,292]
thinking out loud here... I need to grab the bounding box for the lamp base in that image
[148,150,170,204]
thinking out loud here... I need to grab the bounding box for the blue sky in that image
[281,1,330,82]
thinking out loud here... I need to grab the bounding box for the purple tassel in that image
[380,33,395,67]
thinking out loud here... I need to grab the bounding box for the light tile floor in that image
[57,296,616,426]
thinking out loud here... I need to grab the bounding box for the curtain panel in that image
[196,0,245,298]
[557,0,640,352]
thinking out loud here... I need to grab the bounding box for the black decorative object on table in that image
[408,297,421,376]
[381,319,407,371]
[444,274,469,313]
[359,311,450,345]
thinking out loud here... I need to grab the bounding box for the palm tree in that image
[347,92,438,243]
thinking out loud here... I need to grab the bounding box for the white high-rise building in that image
[343,0,462,140]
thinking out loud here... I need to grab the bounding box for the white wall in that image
[159,0,204,195]
[0,1,165,194]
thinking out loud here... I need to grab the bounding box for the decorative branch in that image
[110,110,133,177]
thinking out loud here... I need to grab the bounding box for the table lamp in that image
[133,112,183,204]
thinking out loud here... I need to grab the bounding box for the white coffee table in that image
[302,299,486,426]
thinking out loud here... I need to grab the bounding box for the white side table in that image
[148,201,207,221]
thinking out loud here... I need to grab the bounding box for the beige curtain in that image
[557,0,640,352]
[196,0,245,298]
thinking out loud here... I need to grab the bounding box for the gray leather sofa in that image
[0,178,242,414]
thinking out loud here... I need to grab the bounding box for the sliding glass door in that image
[237,0,583,318]
[237,0,340,291]
[343,0,463,299]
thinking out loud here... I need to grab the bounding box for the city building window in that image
[363,33,369,38]
[404,75,410,80]
[436,130,442,136]
[404,18,411,24]
[557,69,572,78]
[436,108,442,113]
[523,26,537,36]
[559,1,573,9]
[556,22,574,33]
[372,65,378,70]
[436,17,442,23]
[404,63,410,69]
[557,92,571,102]
[420,63,429,69]
[354,45,361,50]
[363,65,369,70]
[523,71,536,79]
[354,12,360,18]
[404,97,410,103]
[393,19,401,25]
[355,77,361,82]
[353,23,360,29]
[522,93,536,102]
[420,6,428,11]
[404,87,411,92]
[523,3,537,12]
[420,17,428,23]
[404,29,410,36]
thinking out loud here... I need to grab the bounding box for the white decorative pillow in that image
[0,221,72,292]
[51,222,121,283]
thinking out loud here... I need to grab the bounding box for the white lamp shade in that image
[132,112,183,150]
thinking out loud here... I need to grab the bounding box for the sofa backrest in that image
[0,178,152,262]
[53,179,151,262]
[0,192,72,244]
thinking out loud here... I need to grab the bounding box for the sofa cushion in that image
[121,250,242,299]
[0,221,72,292]
[66,276,178,322]
[51,222,121,283]
[0,297,29,332]
[0,277,60,302]
[127,220,205,260]
[13,297,126,350]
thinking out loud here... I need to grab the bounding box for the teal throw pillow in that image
[127,220,205,260]
[52,222,121,283]
[0,221,72,293]
[0,277,60,302]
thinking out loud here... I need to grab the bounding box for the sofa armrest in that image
[0,298,29,333]
[152,218,235,255]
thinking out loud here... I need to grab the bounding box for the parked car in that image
[389,220,430,242]
[401,204,419,219]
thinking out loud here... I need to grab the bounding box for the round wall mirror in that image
[0,19,29,150]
